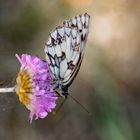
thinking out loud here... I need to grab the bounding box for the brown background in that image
[0,0,140,140]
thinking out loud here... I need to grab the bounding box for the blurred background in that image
[0,0,140,140]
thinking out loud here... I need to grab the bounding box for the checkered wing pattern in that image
[45,13,90,96]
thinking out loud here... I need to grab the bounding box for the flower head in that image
[15,54,57,123]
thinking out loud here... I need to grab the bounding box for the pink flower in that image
[15,54,57,123]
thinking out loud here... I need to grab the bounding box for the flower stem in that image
[0,87,16,93]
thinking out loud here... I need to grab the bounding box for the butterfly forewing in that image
[45,13,90,96]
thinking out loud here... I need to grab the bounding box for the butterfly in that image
[45,13,90,98]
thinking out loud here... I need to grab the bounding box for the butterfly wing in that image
[62,13,90,86]
[45,13,90,95]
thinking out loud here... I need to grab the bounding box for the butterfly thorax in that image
[54,79,68,98]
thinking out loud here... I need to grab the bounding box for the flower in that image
[15,54,57,123]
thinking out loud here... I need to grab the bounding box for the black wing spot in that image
[68,61,75,70]
[54,40,59,45]
[79,29,82,33]
[71,24,76,27]
[57,34,63,44]
[84,22,86,28]
[51,37,58,46]
[48,53,55,66]
[61,52,66,61]
[81,34,86,41]
[54,54,60,68]
[61,37,65,42]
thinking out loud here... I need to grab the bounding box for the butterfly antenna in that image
[53,98,67,115]
[53,94,90,116]
[68,94,90,115]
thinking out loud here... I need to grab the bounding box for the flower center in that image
[16,69,32,107]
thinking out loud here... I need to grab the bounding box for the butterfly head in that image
[61,85,68,98]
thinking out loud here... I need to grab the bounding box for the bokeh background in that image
[0,0,140,140]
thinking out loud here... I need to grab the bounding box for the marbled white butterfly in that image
[45,13,90,98]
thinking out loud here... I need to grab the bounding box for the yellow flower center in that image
[16,69,32,107]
